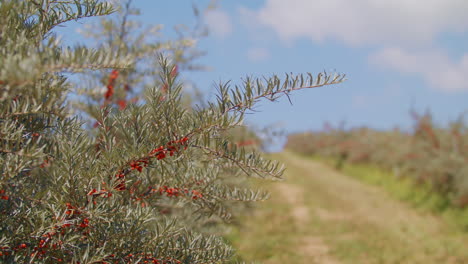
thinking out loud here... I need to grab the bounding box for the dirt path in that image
[230,152,468,263]
[274,183,341,264]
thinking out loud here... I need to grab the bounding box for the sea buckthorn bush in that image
[0,1,344,263]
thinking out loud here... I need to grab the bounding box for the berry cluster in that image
[235,139,257,147]
[140,186,203,200]
[0,189,8,200]
[87,188,113,198]
[114,137,189,191]
[104,70,119,100]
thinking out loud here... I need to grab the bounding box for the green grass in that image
[225,179,305,263]
[314,156,468,231]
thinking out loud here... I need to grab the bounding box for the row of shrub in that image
[286,111,468,211]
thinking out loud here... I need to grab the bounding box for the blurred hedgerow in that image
[0,0,344,263]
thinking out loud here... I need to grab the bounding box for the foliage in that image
[0,0,344,263]
[71,0,206,120]
[286,111,468,212]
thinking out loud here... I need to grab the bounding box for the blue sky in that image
[58,1,468,135]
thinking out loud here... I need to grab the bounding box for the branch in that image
[185,71,346,139]
[192,144,284,179]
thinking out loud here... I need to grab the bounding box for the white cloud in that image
[204,9,233,39]
[240,0,468,93]
[370,48,468,92]
[244,0,468,47]
[247,47,270,62]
